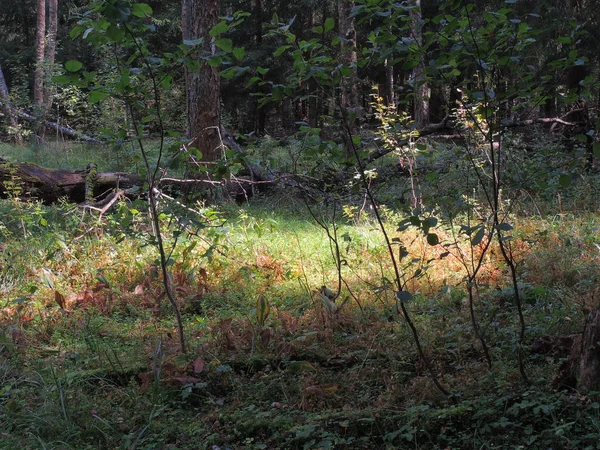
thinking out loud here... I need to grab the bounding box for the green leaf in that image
[496,223,514,231]
[160,75,173,90]
[132,3,152,17]
[397,219,411,232]
[471,227,485,246]
[232,47,245,61]
[246,76,261,88]
[593,142,600,158]
[324,17,335,33]
[274,45,291,57]
[559,173,571,187]
[396,290,413,303]
[215,38,233,52]
[426,233,439,246]
[210,21,229,37]
[89,90,109,104]
[287,361,316,373]
[64,60,83,72]
[425,217,438,228]
[256,295,271,327]
[53,75,74,84]
[183,38,204,46]
[220,67,238,79]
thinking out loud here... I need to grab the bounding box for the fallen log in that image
[0,158,140,204]
[0,99,101,143]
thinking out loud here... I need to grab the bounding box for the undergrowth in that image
[1,139,600,449]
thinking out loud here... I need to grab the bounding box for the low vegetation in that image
[2,0,600,448]
[1,137,600,449]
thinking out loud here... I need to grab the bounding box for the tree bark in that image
[337,0,359,158]
[410,0,430,126]
[0,62,21,144]
[44,0,58,117]
[580,307,600,391]
[182,0,222,163]
[34,0,46,114]
[384,58,394,106]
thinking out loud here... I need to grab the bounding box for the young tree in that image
[182,0,222,164]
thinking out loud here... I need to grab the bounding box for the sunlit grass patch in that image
[1,184,599,448]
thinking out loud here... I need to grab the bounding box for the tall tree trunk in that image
[410,0,430,126]
[384,58,394,106]
[182,0,222,163]
[34,0,46,116]
[337,0,359,157]
[307,10,319,129]
[44,0,58,118]
[0,62,22,144]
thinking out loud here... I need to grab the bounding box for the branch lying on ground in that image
[0,99,102,143]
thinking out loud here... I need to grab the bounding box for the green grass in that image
[2,141,600,448]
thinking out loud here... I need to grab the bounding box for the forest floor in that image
[1,141,600,449]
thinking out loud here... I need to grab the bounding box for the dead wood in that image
[0,99,101,143]
[0,158,139,204]
[545,307,600,392]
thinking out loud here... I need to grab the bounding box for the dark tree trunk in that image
[252,0,265,135]
[182,0,221,163]
[580,307,600,391]
[384,58,394,106]
[281,97,294,133]
[428,86,444,123]
[307,11,319,130]
[308,78,319,129]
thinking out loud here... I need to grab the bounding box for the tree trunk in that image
[384,58,394,106]
[410,0,430,126]
[0,62,22,144]
[34,0,46,114]
[337,0,359,157]
[44,0,58,117]
[182,0,222,163]
[251,0,266,135]
[580,307,600,391]
[307,11,319,129]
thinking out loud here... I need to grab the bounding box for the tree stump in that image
[580,307,600,391]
